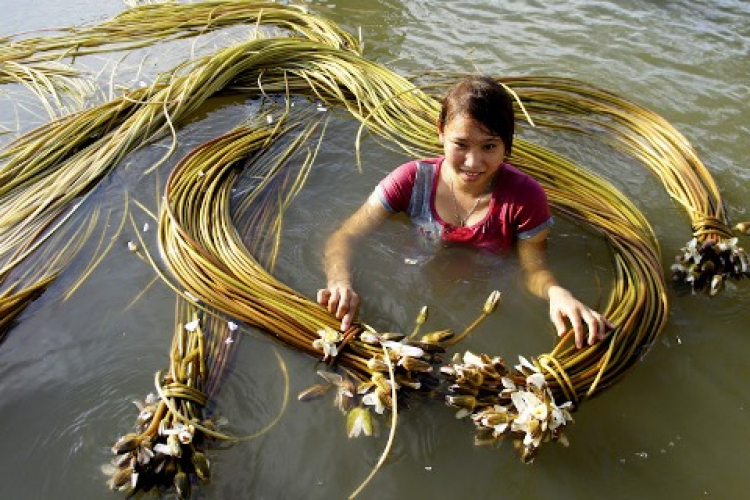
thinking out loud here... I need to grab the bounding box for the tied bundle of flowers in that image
[442,351,574,463]
[303,324,450,437]
[104,392,217,497]
[671,235,749,295]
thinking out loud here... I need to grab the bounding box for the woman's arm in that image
[517,228,611,348]
[318,192,391,330]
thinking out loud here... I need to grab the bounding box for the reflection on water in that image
[1,0,749,499]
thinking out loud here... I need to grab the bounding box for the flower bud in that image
[483,290,502,314]
[112,433,140,455]
[398,356,433,373]
[192,451,211,482]
[415,306,428,325]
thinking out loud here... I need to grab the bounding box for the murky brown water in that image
[1,0,749,498]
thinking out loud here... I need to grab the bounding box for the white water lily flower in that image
[127,241,138,253]
[381,340,424,358]
[176,423,195,444]
[531,402,548,421]
[550,408,567,430]
[549,401,574,430]
[362,392,386,414]
[227,321,239,332]
[359,331,380,345]
[515,355,539,373]
[501,377,517,390]
[162,422,195,444]
[717,237,737,252]
[177,429,192,444]
[683,238,701,263]
[526,372,546,390]
[312,327,343,357]
[184,319,199,332]
[511,409,532,433]
[153,442,179,457]
[317,370,343,386]
[135,409,153,425]
[514,390,543,412]
[142,222,150,232]
[462,351,484,367]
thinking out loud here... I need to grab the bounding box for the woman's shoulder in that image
[492,162,549,211]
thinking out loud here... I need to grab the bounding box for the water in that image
[1,0,749,498]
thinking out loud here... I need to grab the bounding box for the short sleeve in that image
[514,176,554,240]
[374,161,418,213]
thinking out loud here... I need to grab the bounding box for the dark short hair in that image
[439,76,515,154]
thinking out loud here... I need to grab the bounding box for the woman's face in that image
[439,114,507,192]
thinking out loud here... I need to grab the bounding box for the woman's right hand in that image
[317,281,360,331]
[319,193,389,332]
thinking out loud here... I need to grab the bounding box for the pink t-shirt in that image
[374,157,553,251]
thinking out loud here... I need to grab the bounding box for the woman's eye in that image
[484,144,497,151]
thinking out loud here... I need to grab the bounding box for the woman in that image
[317,76,612,349]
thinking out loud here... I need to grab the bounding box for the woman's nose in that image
[464,149,479,168]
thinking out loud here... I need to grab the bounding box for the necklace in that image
[449,178,484,227]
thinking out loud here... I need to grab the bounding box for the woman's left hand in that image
[547,285,613,349]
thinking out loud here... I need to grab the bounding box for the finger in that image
[335,289,351,319]
[597,316,609,339]
[317,289,330,307]
[582,312,599,345]
[327,289,341,315]
[337,292,359,325]
[587,318,600,346]
[569,315,584,349]
[335,298,350,321]
[341,311,353,331]
[551,309,567,337]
